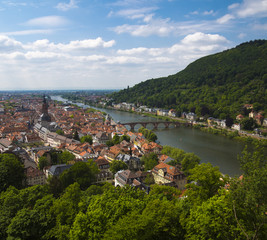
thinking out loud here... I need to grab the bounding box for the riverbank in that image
[90,102,267,145]
[51,95,245,176]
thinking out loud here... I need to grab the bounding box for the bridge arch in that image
[121,121,185,131]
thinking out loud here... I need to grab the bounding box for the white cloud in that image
[116,32,230,67]
[110,0,154,7]
[2,1,27,7]
[169,32,229,57]
[238,33,247,39]
[25,16,69,28]
[1,29,54,36]
[65,38,116,50]
[228,3,240,10]
[181,32,228,45]
[24,51,66,60]
[112,15,229,37]
[26,37,115,52]
[253,23,267,30]
[113,17,176,37]
[56,0,79,11]
[117,47,164,56]
[190,11,199,15]
[235,0,267,18]
[0,35,23,52]
[106,56,143,64]
[109,7,157,20]
[216,14,235,24]
[203,10,215,16]
[0,32,231,90]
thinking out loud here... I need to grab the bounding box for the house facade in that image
[26,166,46,186]
[152,162,187,190]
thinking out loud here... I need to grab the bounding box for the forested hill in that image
[110,40,267,118]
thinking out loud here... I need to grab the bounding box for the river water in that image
[51,96,244,176]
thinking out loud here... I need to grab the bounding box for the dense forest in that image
[110,40,267,118]
[0,144,266,240]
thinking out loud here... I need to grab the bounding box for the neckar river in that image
[51,96,244,176]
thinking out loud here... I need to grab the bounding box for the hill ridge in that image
[110,40,267,118]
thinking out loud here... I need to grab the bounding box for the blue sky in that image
[0,0,266,90]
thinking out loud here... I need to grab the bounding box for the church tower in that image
[40,95,51,122]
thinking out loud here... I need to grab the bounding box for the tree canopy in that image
[0,144,266,239]
[60,160,99,190]
[138,127,157,142]
[109,160,128,174]
[0,153,26,192]
[80,135,93,144]
[141,153,159,171]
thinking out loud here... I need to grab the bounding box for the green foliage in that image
[143,173,155,185]
[80,135,93,144]
[181,153,200,176]
[0,153,26,192]
[106,134,130,147]
[149,185,181,201]
[185,191,243,239]
[47,176,63,198]
[70,186,147,240]
[105,140,114,147]
[56,129,64,135]
[60,160,99,190]
[141,153,159,171]
[241,117,257,130]
[138,127,157,142]
[112,134,120,145]
[162,145,200,174]
[49,183,82,240]
[186,163,225,204]
[58,151,75,164]
[109,160,128,174]
[226,116,234,127]
[104,199,184,240]
[119,134,130,142]
[73,130,80,141]
[38,156,49,170]
[7,208,43,239]
[161,145,186,163]
[229,144,267,239]
[85,108,96,113]
[0,185,50,239]
[0,142,266,240]
[110,40,267,118]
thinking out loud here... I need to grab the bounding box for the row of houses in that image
[1,95,189,193]
[115,161,187,191]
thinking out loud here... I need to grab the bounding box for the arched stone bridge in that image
[121,121,192,131]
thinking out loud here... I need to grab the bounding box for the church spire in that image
[40,95,51,122]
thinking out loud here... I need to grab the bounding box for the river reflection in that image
[51,96,244,176]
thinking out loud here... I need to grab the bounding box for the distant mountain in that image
[110,40,267,118]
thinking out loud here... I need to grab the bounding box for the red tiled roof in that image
[153,162,180,176]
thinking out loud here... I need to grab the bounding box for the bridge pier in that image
[153,122,159,130]
[141,123,147,128]
[164,122,169,128]
[129,123,135,131]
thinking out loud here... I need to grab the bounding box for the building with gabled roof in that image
[46,164,72,178]
[115,169,138,187]
[26,166,46,186]
[152,162,187,190]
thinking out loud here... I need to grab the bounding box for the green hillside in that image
[111,40,267,118]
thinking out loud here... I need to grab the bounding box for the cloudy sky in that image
[0,0,266,90]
